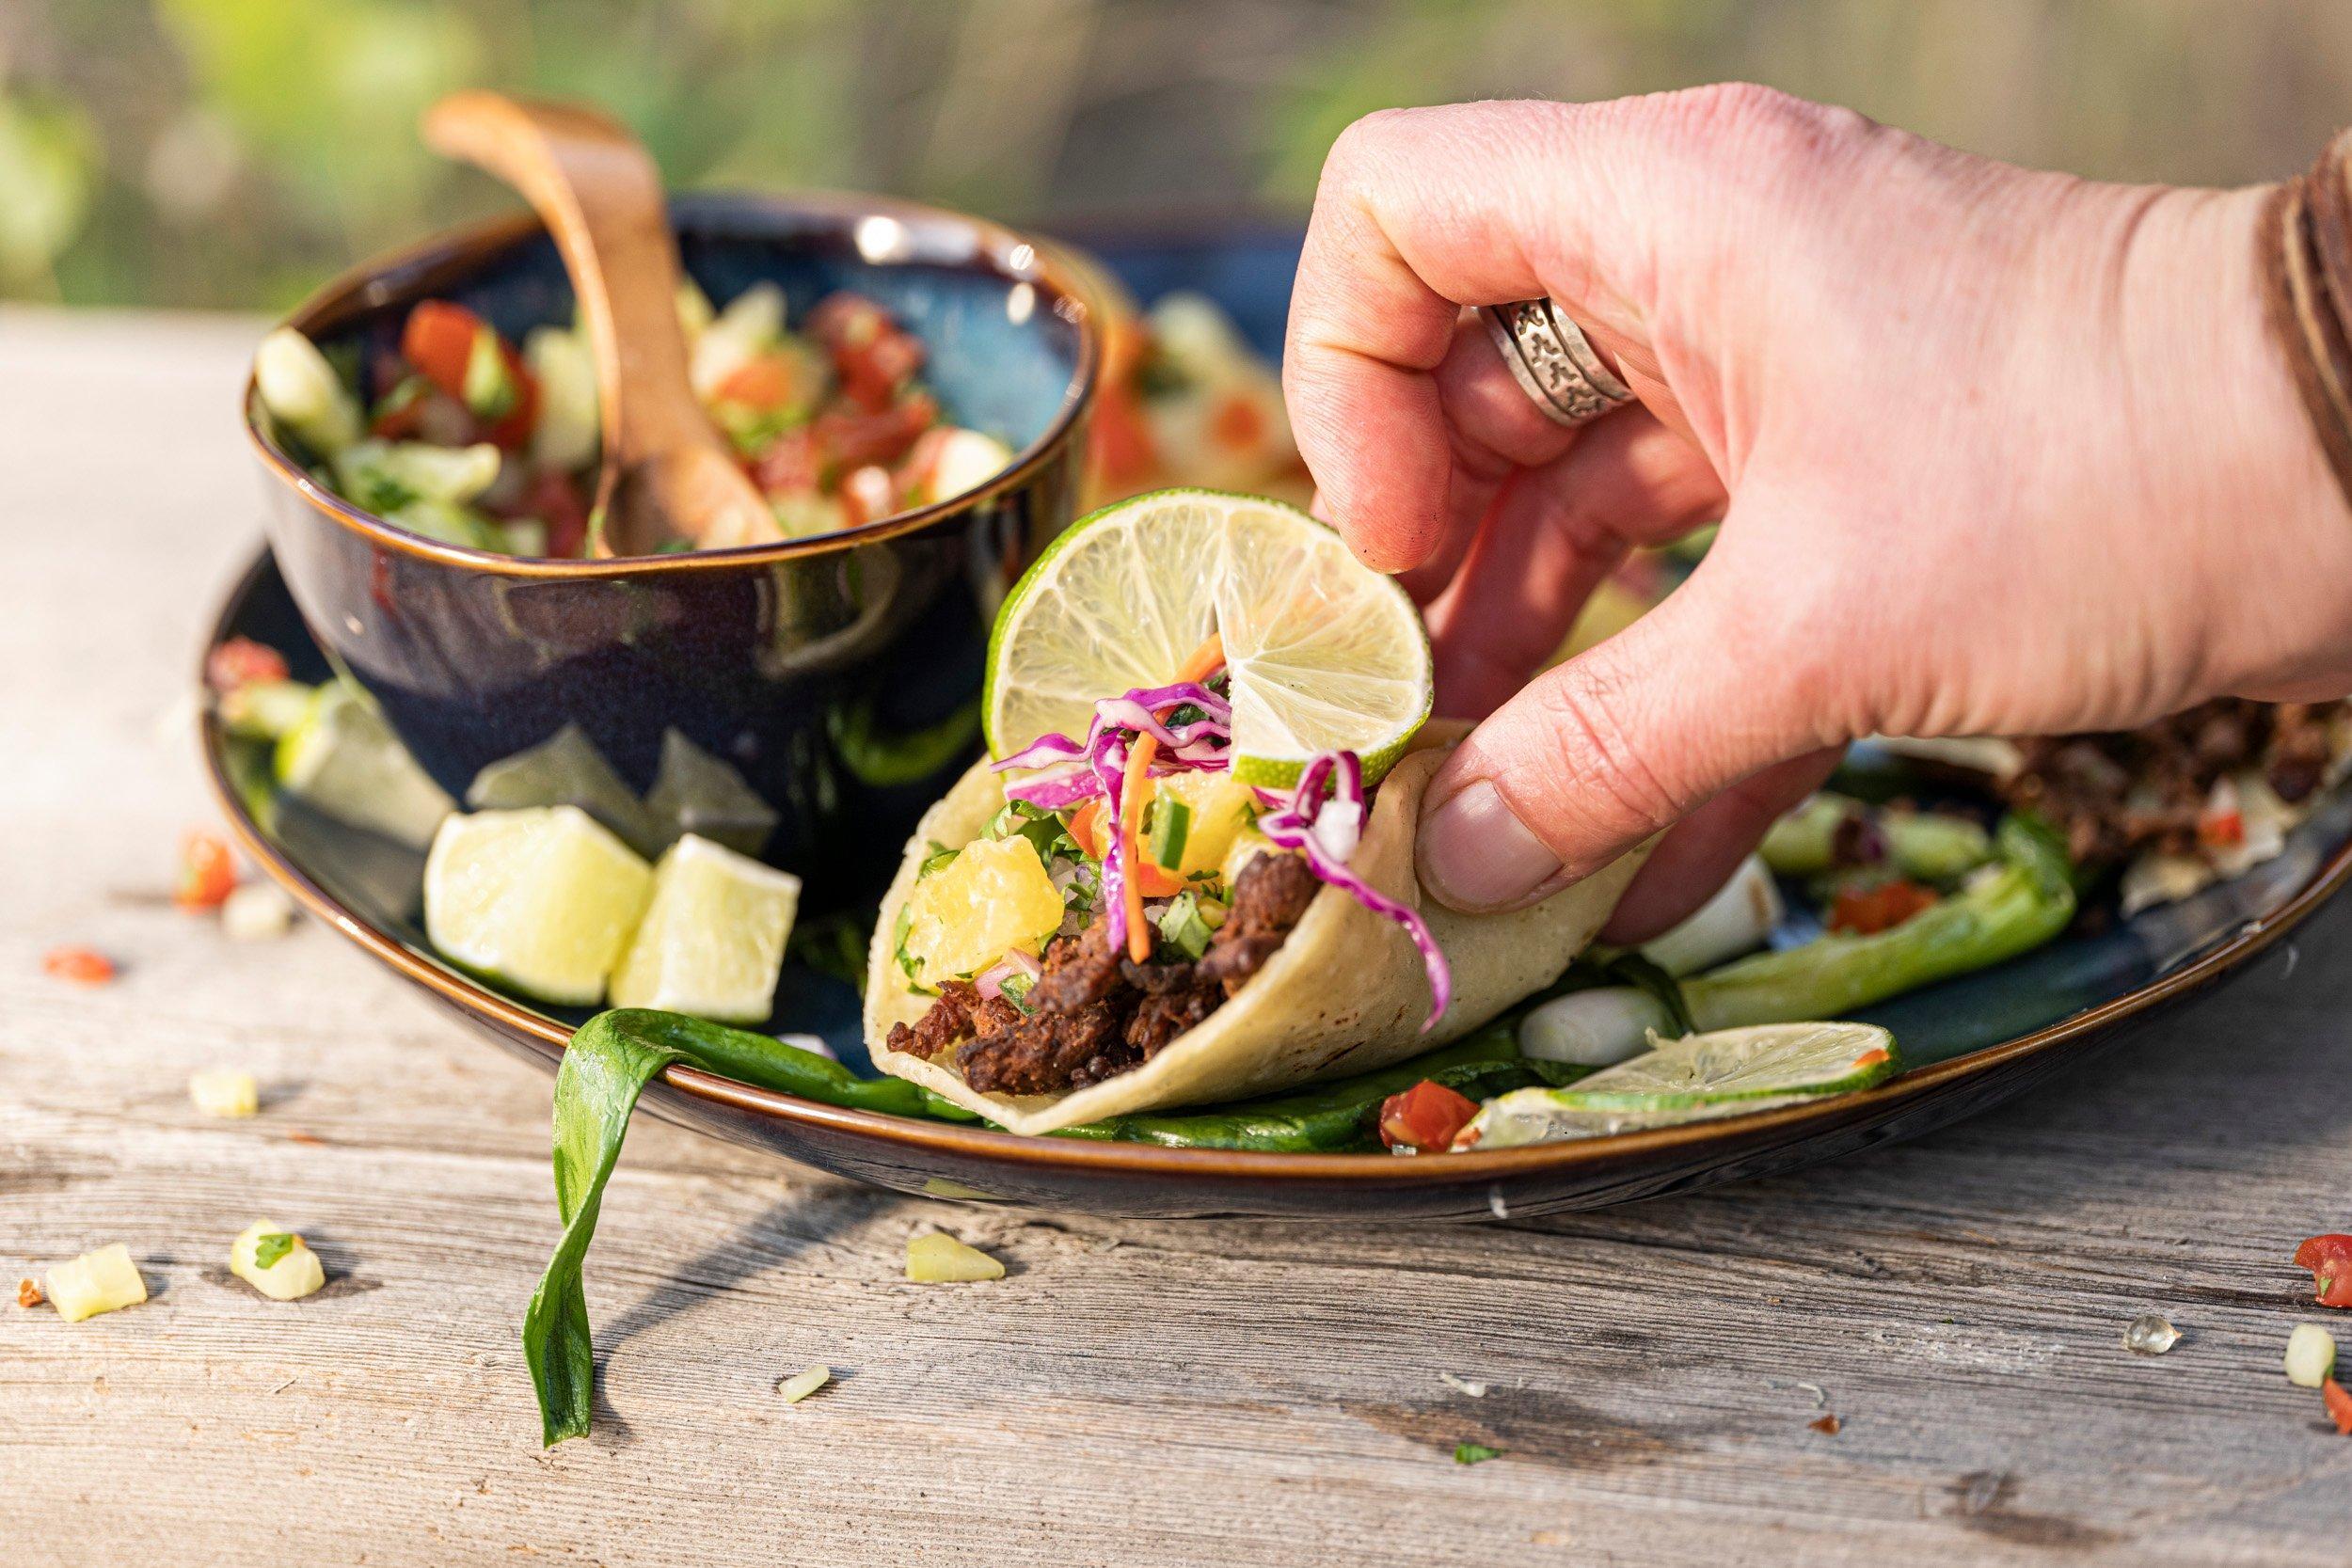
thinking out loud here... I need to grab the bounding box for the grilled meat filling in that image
[887,850,1323,1097]
[2002,699,2346,869]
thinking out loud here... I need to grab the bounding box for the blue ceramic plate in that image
[202,224,2352,1219]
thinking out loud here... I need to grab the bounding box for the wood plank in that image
[3,307,2348,1564]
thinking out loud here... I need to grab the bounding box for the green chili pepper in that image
[1687,814,2073,1031]
[1762,791,1992,883]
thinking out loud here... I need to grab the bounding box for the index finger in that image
[1281,100,1656,574]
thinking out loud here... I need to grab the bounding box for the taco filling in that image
[883,637,1452,1098]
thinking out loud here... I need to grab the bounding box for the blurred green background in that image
[5,0,2349,309]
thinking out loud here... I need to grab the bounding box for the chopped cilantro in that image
[1453,1442,1501,1465]
[251,1232,297,1271]
[1155,892,1215,962]
[891,903,933,994]
[917,842,960,879]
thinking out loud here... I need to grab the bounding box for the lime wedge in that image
[1557,1022,1902,1112]
[1459,1021,1899,1149]
[609,834,801,1023]
[274,683,454,850]
[422,806,653,1006]
[1462,1086,1820,1150]
[984,490,1431,787]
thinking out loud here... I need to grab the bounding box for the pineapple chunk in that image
[905,1232,1004,1283]
[230,1222,326,1301]
[189,1068,260,1118]
[898,836,1063,990]
[46,1244,148,1322]
[1219,823,1287,891]
[1149,769,1260,881]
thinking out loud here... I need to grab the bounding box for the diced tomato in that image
[807,293,925,412]
[205,636,289,692]
[1828,879,1940,936]
[1066,799,1182,896]
[42,945,116,984]
[520,469,590,559]
[2296,1234,2352,1308]
[2325,1379,2352,1434]
[713,352,803,412]
[751,427,821,498]
[1378,1080,1480,1152]
[813,391,938,472]
[837,465,898,529]
[2198,778,2246,849]
[177,831,239,911]
[401,301,485,402]
[1209,391,1268,453]
[399,301,537,450]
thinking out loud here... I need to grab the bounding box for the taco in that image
[864,720,1645,1137]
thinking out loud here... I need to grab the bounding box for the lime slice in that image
[422,806,653,1006]
[609,834,802,1023]
[1462,1086,1820,1150]
[1556,1022,1903,1113]
[274,683,454,850]
[984,490,1431,787]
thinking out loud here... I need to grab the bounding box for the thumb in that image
[1414,538,1835,912]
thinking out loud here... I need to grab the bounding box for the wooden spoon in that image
[421,91,776,556]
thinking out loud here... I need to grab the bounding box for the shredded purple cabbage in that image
[1257,750,1452,1028]
[992,679,1450,1024]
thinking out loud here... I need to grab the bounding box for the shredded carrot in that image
[1119,633,1226,961]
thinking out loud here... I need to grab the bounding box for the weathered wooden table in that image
[4,309,2348,1566]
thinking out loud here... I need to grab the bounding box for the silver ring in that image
[1479,299,1633,426]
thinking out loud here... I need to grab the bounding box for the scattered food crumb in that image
[230,1223,326,1301]
[2123,1312,2182,1354]
[2325,1379,2352,1435]
[2286,1324,2338,1389]
[284,1131,327,1148]
[18,1278,45,1308]
[1795,1381,1828,1409]
[906,1232,1003,1283]
[45,1244,148,1322]
[221,883,295,942]
[176,830,239,911]
[1809,1413,1842,1434]
[1438,1371,1488,1398]
[776,1365,832,1404]
[189,1068,261,1118]
[272,1375,300,1395]
[1453,1442,1502,1465]
[42,945,117,985]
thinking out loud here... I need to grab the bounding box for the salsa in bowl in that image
[244,191,1099,901]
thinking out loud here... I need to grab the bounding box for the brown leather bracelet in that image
[2261,167,2352,505]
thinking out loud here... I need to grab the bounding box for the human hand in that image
[1282,87,2352,935]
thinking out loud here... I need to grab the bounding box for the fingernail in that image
[1418,780,1565,911]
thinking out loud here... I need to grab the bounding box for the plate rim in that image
[200,546,2352,1183]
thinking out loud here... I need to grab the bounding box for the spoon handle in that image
[422,91,783,552]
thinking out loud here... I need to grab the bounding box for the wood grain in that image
[3,307,2349,1565]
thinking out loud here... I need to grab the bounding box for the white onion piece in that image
[1639,855,1782,977]
[1516,988,1672,1068]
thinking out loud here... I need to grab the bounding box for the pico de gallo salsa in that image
[252,281,1014,556]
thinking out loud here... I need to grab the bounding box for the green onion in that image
[999,971,1037,1013]
[1149,799,1192,870]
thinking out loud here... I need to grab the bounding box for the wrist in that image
[2113,182,2352,697]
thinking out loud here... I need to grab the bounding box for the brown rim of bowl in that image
[243,188,1102,578]
[199,550,2352,1180]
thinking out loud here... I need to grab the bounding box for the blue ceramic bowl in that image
[245,191,1098,903]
